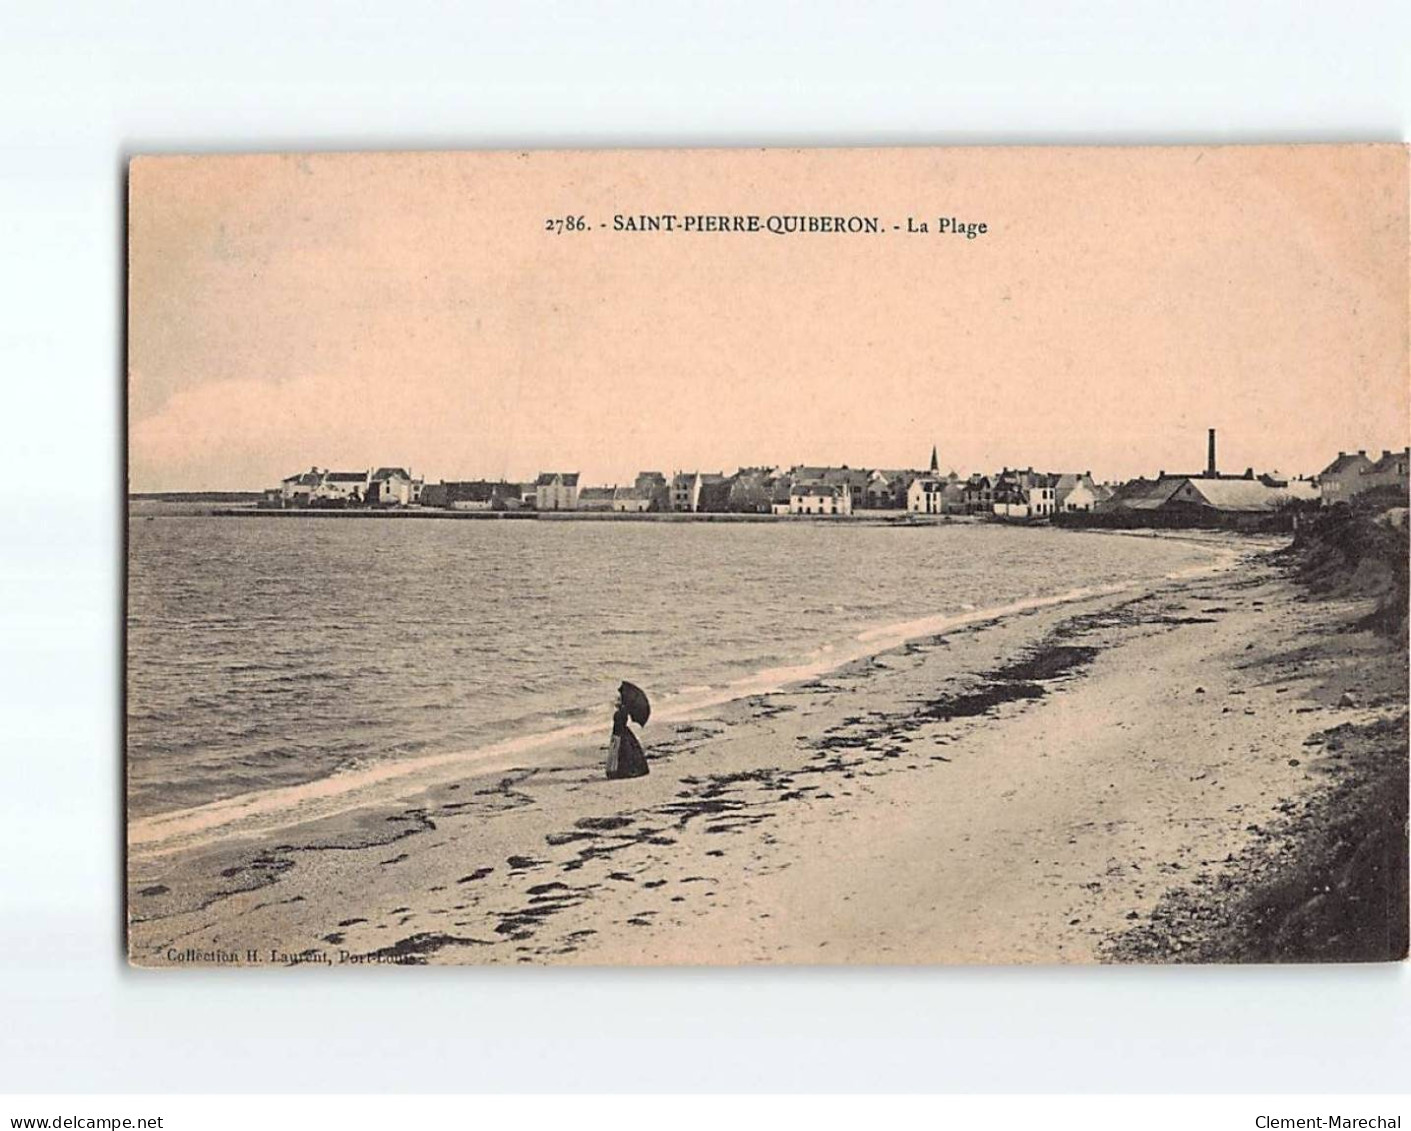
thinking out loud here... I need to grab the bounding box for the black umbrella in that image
[618,681,651,726]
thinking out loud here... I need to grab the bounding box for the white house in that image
[1027,474,1058,517]
[1060,477,1102,513]
[317,470,371,503]
[279,468,323,506]
[611,487,652,512]
[788,483,851,516]
[993,470,1059,518]
[535,472,580,511]
[907,476,944,514]
[369,467,415,506]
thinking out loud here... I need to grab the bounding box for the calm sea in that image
[126,515,1215,820]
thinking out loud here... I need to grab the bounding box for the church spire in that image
[930,445,939,473]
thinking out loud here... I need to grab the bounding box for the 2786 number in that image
[544,215,588,233]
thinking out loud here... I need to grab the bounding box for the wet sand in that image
[127,533,1408,967]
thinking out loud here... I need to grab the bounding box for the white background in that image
[1,0,1407,1094]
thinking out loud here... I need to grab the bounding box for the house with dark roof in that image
[317,470,371,504]
[421,480,522,510]
[787,482,851,516]
[1056,472,1102,512]
[820,467,870,512]
[368,466,416,506]
[785,466,871,511]
[670,471,724,512]
[1106,477,1167,510]
[865,470,896,510]
[697,478,733,513]
[576,486,617,511]
[279,467,324,506]
[418,482,449,508]
[992,469,1059,519]
[634,472,670,511]
[534,472,580,511]
[725,468,779,513]
[1361,448,1409,499]
[962,474,993,515]
[907,476,946,515]
[1319,450,1375,506]
[611,486,653,513]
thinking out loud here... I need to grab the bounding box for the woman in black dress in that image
[605,683,649,779]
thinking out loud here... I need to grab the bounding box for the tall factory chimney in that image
[1207,428,1217,478]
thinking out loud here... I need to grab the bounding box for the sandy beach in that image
[127,531,1408,967]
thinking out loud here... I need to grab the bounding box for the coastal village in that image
[263,431,1408,526]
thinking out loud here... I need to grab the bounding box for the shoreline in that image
[126,530,1245,860]
[126,530,1404,968]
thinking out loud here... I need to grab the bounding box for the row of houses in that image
[1317,449,1410,507]
[904,468,1114,518]
[267,440,1407,519]
[269,467,424,508]
[518,457,1115,519]
[522,468,894,515]
[269,461,1100,518]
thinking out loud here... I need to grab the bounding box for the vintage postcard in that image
[126,145,1408,967]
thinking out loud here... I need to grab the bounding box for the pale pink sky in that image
[128,146,1408,491]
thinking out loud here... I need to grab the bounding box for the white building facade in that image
[534,472,580,511]
[788,484,851,515]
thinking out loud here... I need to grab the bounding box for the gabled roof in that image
[789,466,865,485]
[820,468,869,488]
[535,472,580,487]
[1321,452,1374,476]
[325,471,369,483]
[793,483,843,497]
[577,486,616,501]
[371,467,410,481]
[445,481,497,503]
[698,479,733,507]
[1366,449,1409,474]
[1113,477,1186,510]
[283,470,322,487]
[1169,477,1305,512]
